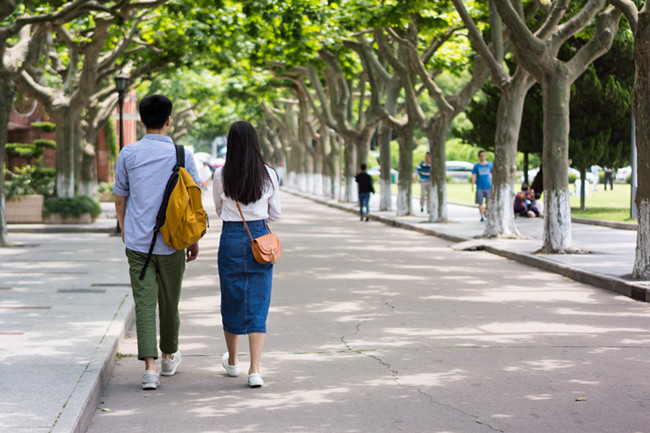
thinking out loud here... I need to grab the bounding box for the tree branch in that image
[556,0,608,45]
[492,0,545,56]
[606,0,638,32]
[566,5,622,82]
[452,0,509,87]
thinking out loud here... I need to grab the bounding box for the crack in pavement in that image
[341,312,505,432]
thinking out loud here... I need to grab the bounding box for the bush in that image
[568,173,578,184]
[31,167,55,197]
[446,174,453,183]
[6,143,43,159]
[4,165,37,199]
[31,121,56,133]
[43,195,101,218]
[626,174,632,184]
[34,138,56,149]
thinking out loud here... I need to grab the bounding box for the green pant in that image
[126,248,185,360]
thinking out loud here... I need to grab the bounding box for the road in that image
[87,192,650,433]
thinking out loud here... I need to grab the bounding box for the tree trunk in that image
[523,152,529,185]
[424,119,449,222]
[54,108,81,199]
[580,167,587,211]
[78,142,98,197]
[539,70,573,253]
[377,123,393,211]
[325,131,340,199]
[343,141,356,202]
[378,79,400,212]
[632,10,650,279]
[0,75,12,246]
[396,126,415,216]
[484,74,533,238]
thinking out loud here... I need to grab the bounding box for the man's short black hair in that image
[360,163,368,171]
[478,150,486,156]
[139,95,172,130]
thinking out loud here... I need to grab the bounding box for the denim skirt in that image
[218,220,274,335]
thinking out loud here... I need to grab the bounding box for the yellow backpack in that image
[139,145,208,280]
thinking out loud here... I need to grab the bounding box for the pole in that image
[118,91,124,151]
[631,105,638,220]
[114,89,125,234]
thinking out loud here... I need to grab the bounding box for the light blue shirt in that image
[113,134,200,255]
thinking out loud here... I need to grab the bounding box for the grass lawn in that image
[385,182,635,222]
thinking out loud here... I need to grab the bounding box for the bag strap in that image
[139,145,185,281]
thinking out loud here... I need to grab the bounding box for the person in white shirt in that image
[213,120,281,388]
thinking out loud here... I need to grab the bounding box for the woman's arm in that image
[267,167,281,221]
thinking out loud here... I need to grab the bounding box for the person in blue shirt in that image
[416,152,431,213]
[471,150,493,222]
[113,95,201,390]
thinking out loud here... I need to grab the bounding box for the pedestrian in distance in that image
[199,160,213,192]
[417,152,431,213]
[113,95,201,390]
[471,150,493,222]
[591,165,600,192]
[213,120,281,388]
[355,163,374,221]
[604,166,614,191]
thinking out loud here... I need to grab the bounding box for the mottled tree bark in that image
[0,74,12,246]
[632,6,650,279]
[484,72,535,238]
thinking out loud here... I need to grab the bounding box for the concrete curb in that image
[286,189,650,303]
[7,225,116,234]
[451,201,639,231]
[51,294,135,433]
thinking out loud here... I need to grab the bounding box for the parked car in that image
[446,160,474,182]
[616,166,632,182]
[367,167,399,183]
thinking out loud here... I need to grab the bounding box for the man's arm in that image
[115,195,127,243]
[186,242,199,262]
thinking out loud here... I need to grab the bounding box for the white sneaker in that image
[161,351,182,376]
[248,373,263,388]
[142,370,160,390]
[221,352,239,377]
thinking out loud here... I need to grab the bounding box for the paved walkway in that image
[297,190,649,302]
[1,190,649,433]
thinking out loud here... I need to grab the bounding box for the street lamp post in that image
[114,73,129,151]
[113,73,129,234]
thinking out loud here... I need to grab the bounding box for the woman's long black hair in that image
[222,121,272,205]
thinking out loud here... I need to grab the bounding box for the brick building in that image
[6,92,138,184]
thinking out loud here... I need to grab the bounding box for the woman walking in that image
[213,121,281,387]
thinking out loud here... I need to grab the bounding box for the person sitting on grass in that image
[514,183,540,218]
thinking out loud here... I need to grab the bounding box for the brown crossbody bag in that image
[236,201,282,264]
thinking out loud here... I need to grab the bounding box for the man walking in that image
[471,150,492,222]
[113,95,201,390]
[355,163,374,221]
[417,152,431,213]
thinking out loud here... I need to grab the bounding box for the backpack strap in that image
[139,145,184,281]
[175,144,185,168]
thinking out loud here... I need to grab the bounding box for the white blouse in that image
[212,166,281,222]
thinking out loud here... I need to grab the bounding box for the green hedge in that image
[31,167,55,197]
[43,196,101,218]
[34,138,56,149]
[31,121,56,133]
[6,143,43,159]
